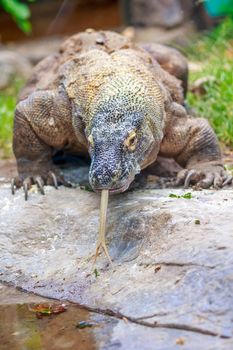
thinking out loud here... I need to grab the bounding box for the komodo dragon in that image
[11,30,232,199]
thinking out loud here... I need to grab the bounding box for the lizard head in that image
[86,83,164,194]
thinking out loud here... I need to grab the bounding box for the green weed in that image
[169,192,193,199]
[0,79,23,157]
[184,18,233,147]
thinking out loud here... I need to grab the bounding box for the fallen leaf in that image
[154,265,161,273]
[176,337,185,345]
[29,303,67,318]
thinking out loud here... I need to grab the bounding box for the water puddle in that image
[0,303,99,350]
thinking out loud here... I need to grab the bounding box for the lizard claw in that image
[195,173,214,189]
[222,173,233,186]
[11,176,31,200]
[34,176,45,195]
[49,171,58,189]
[23,182,28,201]
[175,169,188,186]
[11,169,72,200]
[46,171,71,188]
[184,169,203,188]
[176,163,232,189]
[11,178,16,195]
[23,178,32,201]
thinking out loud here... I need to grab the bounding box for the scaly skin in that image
[12,30,232,198]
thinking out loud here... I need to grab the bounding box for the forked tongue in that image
[94,190,112,264]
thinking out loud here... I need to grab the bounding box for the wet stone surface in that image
[0,174,233,349]
[0,298,116,350]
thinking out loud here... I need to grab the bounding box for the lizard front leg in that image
[12,90,72,199]
[160,112,232,189]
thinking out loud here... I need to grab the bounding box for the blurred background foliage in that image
[0,0,34,33]
[185,17,233,147]
[0,80,23,157]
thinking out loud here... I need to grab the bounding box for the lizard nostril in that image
[91,164,121,188]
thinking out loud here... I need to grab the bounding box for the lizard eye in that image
[124,130,137,152]
[88,134,94,147]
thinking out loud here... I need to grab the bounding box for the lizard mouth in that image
[94,175,135,194]
[94,182,129,194]
[109,181,130,194]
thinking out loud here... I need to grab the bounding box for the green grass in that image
[183,18,233,147]
[0,80,23,157]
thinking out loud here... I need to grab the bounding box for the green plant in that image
[182,18,233,147]
[169,192,193,199]
[93,268,100,278]
[0,0,35,33]
[0,79,24,157]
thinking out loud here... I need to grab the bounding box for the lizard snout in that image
[89,162,123,191]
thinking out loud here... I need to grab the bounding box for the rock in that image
[188,62,203,73]
[121,26,136,41]
[128,0,184,28]
[0,174,233,348]
[0,50,32,89]
[8,36,63,65]
[133,22,196,46]
[0,282,49,304]
[190,76,216,95]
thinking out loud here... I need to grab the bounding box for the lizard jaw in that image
[94,182,129,195]
[109,181,130,194]
[94,174,135,194]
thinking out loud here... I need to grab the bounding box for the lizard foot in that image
[11,171,71,200]
[175,163,232,189]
